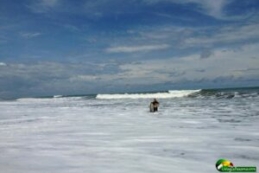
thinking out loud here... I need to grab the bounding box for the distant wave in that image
[96,90,201,99]
[16,95,86,102]
[96,88,259,99]
[53,95,63,98]
[16,98,47,102]
[188,88,259,99]
[13,87,259,101]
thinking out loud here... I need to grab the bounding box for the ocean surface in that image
[0,87,259,173]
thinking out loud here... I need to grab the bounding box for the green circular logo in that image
[216,159,234,172]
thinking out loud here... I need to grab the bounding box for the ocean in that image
[0,87,259,173]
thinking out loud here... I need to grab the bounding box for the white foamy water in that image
[96,90,201,99]
[0,96,259,173]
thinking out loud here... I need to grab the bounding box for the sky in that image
[0,0,259,98]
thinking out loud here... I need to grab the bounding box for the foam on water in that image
[0,94,259,173]
[96,88,259,99]
[96,90,201,99]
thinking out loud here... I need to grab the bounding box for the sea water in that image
[0,88,259,173]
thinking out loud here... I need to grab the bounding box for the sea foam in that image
[96,90,201,99]
[0,88,258,173]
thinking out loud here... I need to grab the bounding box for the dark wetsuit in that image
[151,100,159,112]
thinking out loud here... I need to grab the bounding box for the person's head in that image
[153,98,157,102]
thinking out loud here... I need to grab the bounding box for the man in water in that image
[150,99,159,112]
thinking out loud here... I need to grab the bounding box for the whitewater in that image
[0,88,259,173]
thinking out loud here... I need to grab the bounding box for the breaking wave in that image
[16,96,86,102]
[188,88,259,99]
[14,87,259,101]
[96,90,201,99]
[96,88,259,99]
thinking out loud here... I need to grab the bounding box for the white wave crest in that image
[96,90,201,99]
[168,90,201,97]
[53,95,63,98]
[16,98,47,102]
[17,96,84,103]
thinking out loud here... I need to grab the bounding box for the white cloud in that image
[0,62,7,66]
[130,22,259,51]
[116,43,259,84]
[20,32,42,39]
[184,23,259,47]
[187,0,230,18]
[106,44,170,53]
[1,44,258,98]
[144,0,234,19]
[70,75,98,82]
[27,0,59,13]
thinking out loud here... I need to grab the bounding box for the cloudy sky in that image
[0,0,259,98]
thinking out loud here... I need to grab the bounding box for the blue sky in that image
[0,0,259,98]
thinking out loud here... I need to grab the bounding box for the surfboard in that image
[149,103,154,112]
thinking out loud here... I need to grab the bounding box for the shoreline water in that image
[0,85,259,173]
